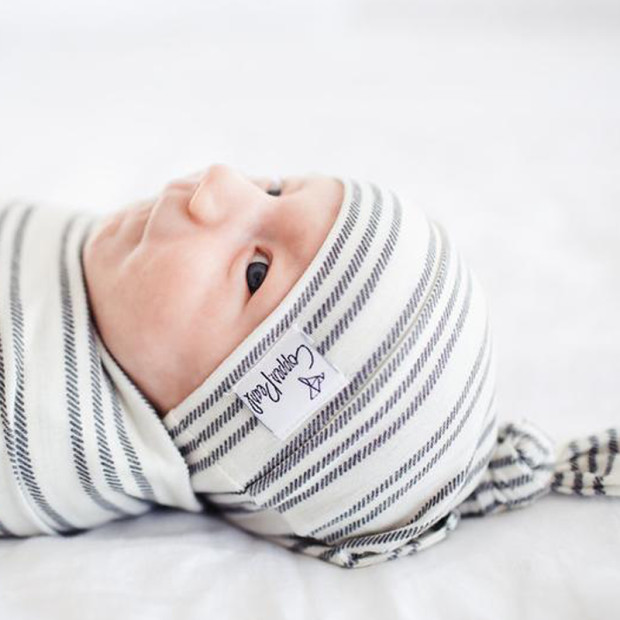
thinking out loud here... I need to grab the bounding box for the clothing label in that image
[231,323,348,440]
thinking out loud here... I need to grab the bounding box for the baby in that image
[0,164,617,569]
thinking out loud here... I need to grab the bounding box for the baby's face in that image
[82,164,343,417]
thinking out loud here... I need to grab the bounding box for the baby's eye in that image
[246,250,270,295]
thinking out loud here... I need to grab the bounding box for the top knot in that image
[551,427,620,497]
[457,419,556,517]
[458,420,620,519]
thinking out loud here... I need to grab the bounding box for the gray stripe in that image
[59,215,128,516]
[246,225,452,496]
[305,183,386,337]
[0,205,21,537]
[459,418,559,512]
[316,321,491,542]
[77,223,140,503]
[503,424,550,456]
[604,427,618,476]
[87,318,126,495]
[588,434,599,473]
[487,421,553,470]
[179,182,378,459]
[100,368,157,502]
[551,472,564,492]
[186,415,255,477]
[459,477,552,517]
[268,261,473,514]
[592,475,605,496]
[551,428,618,497]
[318,543,354,565]
[319,401,496,554]
[568,440,584,495]
[186,187,415,476]
[10,205,78,532]
[179,186,401,464]
[472,469,552,497]
[236,222,443,493]
[79,217,156,503]
[0,204,24,532]
[189,216,440,478]
[380,538,418,565]
[341,405,497,550]
[169,180,364,441]
[319,187,402,354]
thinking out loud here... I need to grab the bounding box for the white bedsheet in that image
[0,2,618,618]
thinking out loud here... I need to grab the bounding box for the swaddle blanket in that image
[0,181,617,570]
[0,201,201,537]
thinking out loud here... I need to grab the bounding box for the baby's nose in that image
[188,164,263,226]
[188,164,235,226]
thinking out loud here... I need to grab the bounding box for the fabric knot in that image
[458,421,620,519]
[551,427,620,497]
[457,419,555,517]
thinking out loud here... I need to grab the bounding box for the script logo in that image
[297,372,326,400]
[242,343,316,415]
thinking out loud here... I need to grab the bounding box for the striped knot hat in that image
[154,177,620,568]
[0,181,618,570]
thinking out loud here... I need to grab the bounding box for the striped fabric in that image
[157,178,619,568]
[0,201,201,537]
[157,174,495,562]
[0,180,617,570]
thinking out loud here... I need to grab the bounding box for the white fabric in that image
[1,1,619,617]
[97,176,616,570]
[2,181,614,570]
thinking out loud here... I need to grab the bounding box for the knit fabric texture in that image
[0,181,617,569]
[156,177,620,568]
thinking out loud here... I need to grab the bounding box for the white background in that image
[0,1,619,619]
